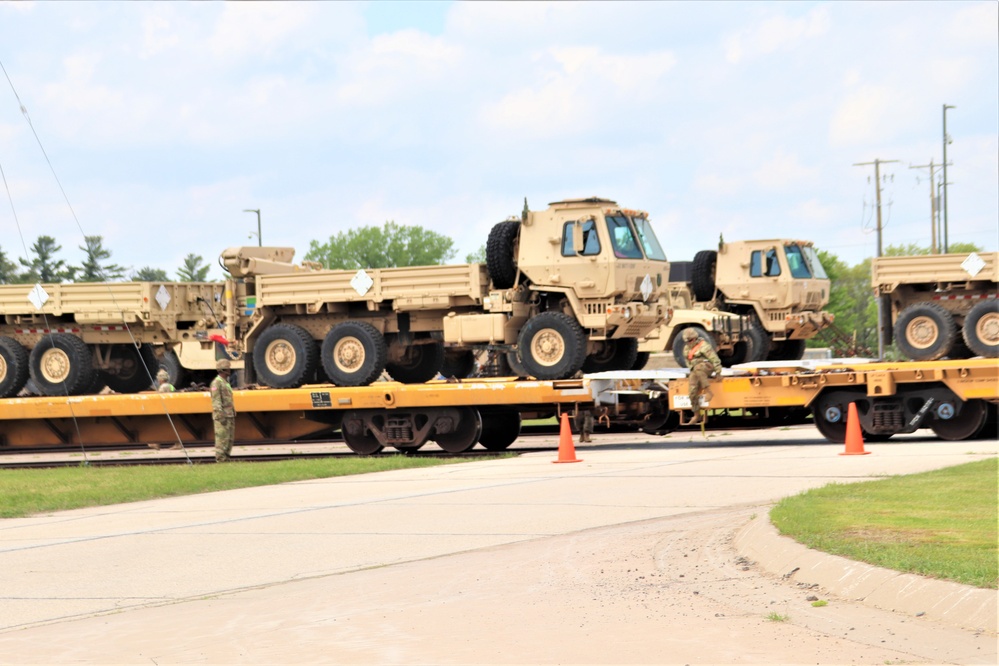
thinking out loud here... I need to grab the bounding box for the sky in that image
[1,1,996,281]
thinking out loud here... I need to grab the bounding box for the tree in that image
[177,253,210,282]
[0,246,20,284]
[305,221,456,269]
[815,250,878,356]
[465,245,487,264]
[884,242,982,257]
[18,235,75,283]
[77,235,126,282]
[131,266,169,281]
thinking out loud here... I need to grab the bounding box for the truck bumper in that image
[786,311,835,339]
[606,301,668,339]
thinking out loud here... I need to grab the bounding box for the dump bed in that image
[0,281,223,324]
[872,252,999,291]
[255,263,490,311]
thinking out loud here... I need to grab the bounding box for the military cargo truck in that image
[678,239,834,361]
[0,281,223,398]
[872,251,999,360]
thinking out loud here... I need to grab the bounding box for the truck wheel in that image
[29,333,96,396]
[478,409,521,451]
[440,349,476,379]
[894,302,956,361]
[0,336,29,398]
[963,300,999,358]
[386,340,445,384]
[486,220,520,289]
[724,322,767,366]
[321,321,387,387]
[671,327,710,368]
[505,350,529,377]
[631,351,651,370]
[253,323,318,389]
[433,407,482,453]
[517,312,587,380]
[160,349,189,388]
[767,338,807,362]
[582,338,639,373]
[104,345,158,394]
[691,250,717,302]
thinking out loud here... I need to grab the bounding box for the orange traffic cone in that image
[839,402,871,456]
[553,412,582,464]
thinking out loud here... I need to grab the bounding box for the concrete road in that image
[0,425,995,664]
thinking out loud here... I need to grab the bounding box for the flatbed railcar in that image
[0,378,591,455]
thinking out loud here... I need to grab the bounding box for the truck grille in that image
[768,309,791,323]
[585,301,614,316]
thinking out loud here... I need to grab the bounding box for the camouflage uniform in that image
[156,369,175,393]
[683,331,722,422]
[210,361,236,462]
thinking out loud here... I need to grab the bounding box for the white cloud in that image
[829,84,898,147]
[755,150,818,190]
[725,6,830,64]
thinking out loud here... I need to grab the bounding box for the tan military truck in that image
[174,197,671,388]
[0,281,224,397]
[872,251,999,360]
[636,281,758,368]
[680,239,834,361]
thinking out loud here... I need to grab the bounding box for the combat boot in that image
[689,411,702,425]
[702,388,714,403]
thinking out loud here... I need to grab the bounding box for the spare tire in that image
[486,221,520,289]
[691,250,717,302]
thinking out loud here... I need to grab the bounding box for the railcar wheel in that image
[671,327,711,368]
[253,323,317,389]
[582,338,639,373]
[0,335,29,398]
[518,312,587,380]
[104,344,158,394]
[321,321,387,387]
[811,399,850,443]
[440,349,476,379]
[894,302,956,361]
[29,333,96,396]
[386,340,445,384]
[963,300,999,358]
[340,411,384,455]
[433,407,483,453]
[930,399,988,441]
[478,410,521,451]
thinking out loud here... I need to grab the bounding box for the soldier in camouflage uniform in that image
[156,368,175,393]
[682,328,722,424]
[210,359,236,462]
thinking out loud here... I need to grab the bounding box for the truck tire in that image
[631,351,651,370]
[253,323,318,389]
[486,220,520,289]
[29,333,96,396]
[104,344,158,394]
[894,302,956,361]
[440,349,476,379]
[321,321,387,387]
[724,321,768,366]
[505,350,529,377]
[0,335,29,398]
[671,326,711,368]
[582,338,639,373]
[159,349,189,389]
[963,300,999,358]
[767,338,807,362]
[691,250,717,302]
[386,340,445,384]
[478,409,522,451]
[517,312,587,380]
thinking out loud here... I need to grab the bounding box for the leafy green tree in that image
[77,235,126,282]
[177,253,211,282]
[131,266,170,282]
[305,221,456,269]
[18,235,75,283]
[465,245,487,264]
[815,250,878,356]
[0,246,20,284]
[884,242,982,256]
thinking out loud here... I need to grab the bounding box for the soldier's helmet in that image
[156,368,170,382]
[682,328,699,342]
[216,359,232,371]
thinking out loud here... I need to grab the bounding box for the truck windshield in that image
[800,244,828,279]
[631,217,667,261]
[784,244,812,279]
[605,215,644,259]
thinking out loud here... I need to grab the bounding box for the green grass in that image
[0,456,506,519]
[765,612,790,622]
[771,458,998,589]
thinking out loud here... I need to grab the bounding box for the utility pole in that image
[243,209,262,247]
[909,159,943,253]
[854,158,899,360]
[942,104,955,252]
